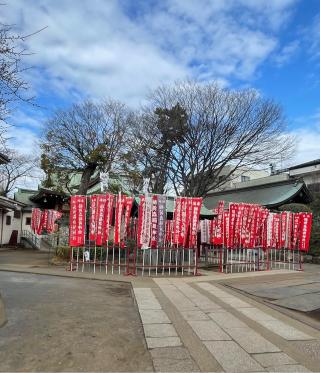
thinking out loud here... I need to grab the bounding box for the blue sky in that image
[2,0,320,171]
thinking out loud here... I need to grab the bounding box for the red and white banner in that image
[280,212,288,248]
[210,200,313,252]
[157,195,167,247]
[150,195,158,248]
[31,208,62,235]
[47,210,62,233]
[299,212,312,252]
[137,195,153,249]
[31,208,42,234]
[89,195,98,241]
[95,194,107,246]
[69,195,86,247]
[124,196,134,238]
[213,200,224,245]
[292,213,300,249]
[40,209,48,235]
[114,193,125,245]
[223,211,230,247]
[228,203,239,248]
[172,197,182,245]
[189,197,202,247]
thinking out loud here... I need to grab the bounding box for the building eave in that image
[204,178,312,210]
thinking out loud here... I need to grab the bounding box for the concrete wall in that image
[289,164,320,177]
[288,164,320,187]
[212,166,269,192]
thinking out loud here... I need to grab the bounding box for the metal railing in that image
[21,230,42,249]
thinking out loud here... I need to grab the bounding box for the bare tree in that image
[123,104,187,194]
[0,20,38,147]
[133,81,294,197]
[0,150,37,196]
[41,100,130,195]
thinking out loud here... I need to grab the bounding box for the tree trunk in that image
[77,165,97,195]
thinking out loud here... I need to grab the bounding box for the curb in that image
[0,266,135,284]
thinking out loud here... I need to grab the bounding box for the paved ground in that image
[2,248,320,372]
[0,247,52,268]
[0,271,153,372]
[223,268,320,315]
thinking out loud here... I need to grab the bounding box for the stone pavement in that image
[134,277,320,372]
[1,250,320,372]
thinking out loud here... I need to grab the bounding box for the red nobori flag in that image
[223,211,230,247]
[189,197,202,248]
[235,203,244,246]
[210,218,217,244]
[69,196,87,247]
[40,210,49,234]
[150,195,158,248]
[271,213,281,249]
[287,212,293,250]
[213,200,224,245]
[124,196,134,238]
[95,194,108,246]
[228,203,239,248]
[240,204,249,246]
[46,210,62,233]
[89,195,98,241]
[245,205,256,248]
[292,213,300,249]
[172,197,182,245]
[77,196,86,246]
[69,197,78,246]
[248,206,259,249]
[259,208,269,249]
[180,198,192,246]
[280,212,288,248]
[157,195,167,247]
[32,208,42,234]
[114,193,125,245]
[179,198,188,245]
[103,193,114,245]
[299,212,312,252]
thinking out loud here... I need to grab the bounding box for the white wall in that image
[21,211,32,233]
[212,166,269,192]
[0,210,32,245]
[0,210,20,245]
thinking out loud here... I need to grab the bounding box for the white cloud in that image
[308,14,320,59]
[4,125,44,193]
[2,0,311,185]
[7,126,41,157]
[273,40,299,66]
[0,0,296,106]
[288,110,320,166]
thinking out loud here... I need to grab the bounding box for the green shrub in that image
[278,203,311,213]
